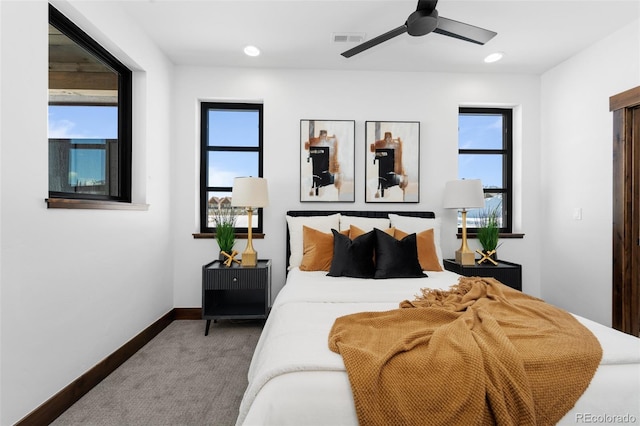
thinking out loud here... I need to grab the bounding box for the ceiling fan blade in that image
[434,16,497,45]
[341,25,408,58]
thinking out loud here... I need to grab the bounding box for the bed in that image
[236,210,640,426]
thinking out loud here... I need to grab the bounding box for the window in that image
[200,102,264,234]
[48,5,132,202]
[458,107,513,232]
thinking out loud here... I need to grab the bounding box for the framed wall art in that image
[300,119,355,202]
[365,121,420,203]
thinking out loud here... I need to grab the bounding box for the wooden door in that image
[611,86,640,336]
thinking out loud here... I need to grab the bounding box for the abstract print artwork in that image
[365,121,420,203]
[300,120,355,202]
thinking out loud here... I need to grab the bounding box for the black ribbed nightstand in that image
[443,259,522,291]
[202,259,271,335]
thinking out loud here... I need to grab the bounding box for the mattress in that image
[237,269,640,426]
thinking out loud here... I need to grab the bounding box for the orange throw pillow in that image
[300,226,349,271]
[394,228,443,271]
[350,225,395,239]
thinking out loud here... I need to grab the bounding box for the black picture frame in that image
[300,119,355,202]
[365,121,420,203]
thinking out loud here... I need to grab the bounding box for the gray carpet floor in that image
[51,319,263,426]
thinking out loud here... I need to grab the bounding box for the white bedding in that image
[237,268,640,426]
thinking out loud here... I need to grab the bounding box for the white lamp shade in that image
[443,179,485,209]
[231,177,269,208]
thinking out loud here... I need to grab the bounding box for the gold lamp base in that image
[241,250,257,267]
[455,208,475,266]
[455,249,476,266]
[241,206,258,267]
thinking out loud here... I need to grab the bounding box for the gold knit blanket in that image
[328,277,602,426]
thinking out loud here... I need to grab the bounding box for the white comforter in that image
[237,269,640,426]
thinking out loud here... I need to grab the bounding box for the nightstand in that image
[202,259,271,335]
[443,258,522,291]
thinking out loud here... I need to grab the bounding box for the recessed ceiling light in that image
[244,45,260,57]
[484,52,504,63]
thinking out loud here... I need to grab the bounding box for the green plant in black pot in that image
[476,202,501,259]
[213,206,237,259]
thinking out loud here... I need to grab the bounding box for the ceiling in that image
[118,0,640,75]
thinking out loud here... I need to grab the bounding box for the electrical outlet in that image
[573,207,582,220]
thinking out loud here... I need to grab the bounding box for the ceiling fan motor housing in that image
[407,9,439,36]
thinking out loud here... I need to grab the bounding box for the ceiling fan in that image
[341,0,497,58]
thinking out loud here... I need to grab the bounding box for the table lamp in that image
[443,179,485,265]
[231,177,269,267]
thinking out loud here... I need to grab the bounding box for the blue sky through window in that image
[207,110,260,185]
[48,105,117,138]
[458,114,503,188]
[48,105,117,186]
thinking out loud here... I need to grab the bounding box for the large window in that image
[200,102,264,234]
[458,107,513,232]
[48,4,132,202]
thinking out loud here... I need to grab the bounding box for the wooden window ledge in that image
[193,233,265,239]
[46,198,149,211]
[456,232,525,239]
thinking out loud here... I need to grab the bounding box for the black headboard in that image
[285,210,436,271]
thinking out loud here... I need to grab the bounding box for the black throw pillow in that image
[374,228,427,279]
[327,228,376,278]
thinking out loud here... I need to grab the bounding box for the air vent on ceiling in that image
[332,33,365,44]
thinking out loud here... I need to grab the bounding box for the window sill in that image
[193,233,265,239]
[46,198,149,211]
[456,232,525,239]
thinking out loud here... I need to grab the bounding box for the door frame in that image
[610,85,640,336]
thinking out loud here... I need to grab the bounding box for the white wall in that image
[540,20,640,327]
[172,67,543,308]
[0,1,175,424]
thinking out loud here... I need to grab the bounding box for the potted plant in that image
[213,206,237,261]
[476,202,501,260]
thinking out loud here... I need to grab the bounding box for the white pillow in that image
[388,214,443,266]
[339,215,391,232]
[286,214,341,269]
